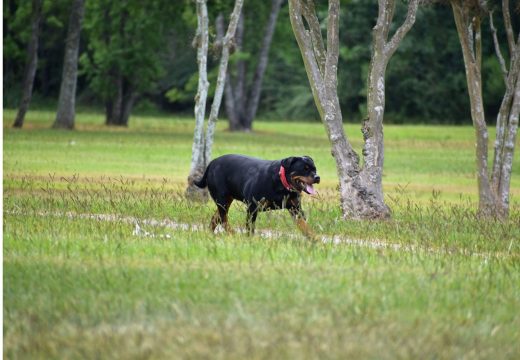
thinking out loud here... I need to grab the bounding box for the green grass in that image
[3,109,520,358]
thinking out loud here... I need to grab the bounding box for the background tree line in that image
[4,0,516,127]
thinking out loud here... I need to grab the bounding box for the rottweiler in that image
[194,154,320,239]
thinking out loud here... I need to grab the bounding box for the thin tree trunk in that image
[489,2,520,217]
[496,71,520,212]
[451,2,498,216]
[53,0,86,130]
[225,13,247,131]
[243,0,284,130]
[234,14,247,128]
[186,0,210,201]
[204,0,244,163]
[362,0,418,215]
[218,14,242,131]
[13,0,43,128]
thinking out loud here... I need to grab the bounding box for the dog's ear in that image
[281,157,298,168]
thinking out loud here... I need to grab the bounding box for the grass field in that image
[3,109,520,359]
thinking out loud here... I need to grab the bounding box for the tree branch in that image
[288,0,326,112]
[384,0,419,59]
[301,0,326,75]
[503,0,515,55]
[324,0,340,92]
[489,10,509,84]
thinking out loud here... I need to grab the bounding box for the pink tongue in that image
[305,184,317,195]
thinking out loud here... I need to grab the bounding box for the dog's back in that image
[195,154,274,202]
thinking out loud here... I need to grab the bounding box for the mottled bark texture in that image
[13,0,43,128]
[222,0,284,131]
[53,0,86,130]
[288,0,418,219]
[451,0,519,217]
[186,0,244,201]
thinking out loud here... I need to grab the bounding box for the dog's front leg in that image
[287,205,319,242]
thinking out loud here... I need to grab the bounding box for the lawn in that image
[3,109,520,358]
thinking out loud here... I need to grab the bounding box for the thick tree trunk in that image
[120,90,138,127]
[106,74,124,126]
[13,0,43,128]
[289,0,386,219]
[289,0,417,219]
[53,0,86,130]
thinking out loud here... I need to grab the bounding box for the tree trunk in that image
[361,0,418,215]
[120,89,138,127]
[106,73,124,126]
[451,2,501,217]
[12,0,43,129]
[225,1,282,132]
[205,0,244,163]
[225,12,248,131]
[496,72,520,214]
[186,0,211,201]
[288,0,417,219]
[218,13,243,131]
[489,2,520,217]
[53,0,86,130]
[243,0,284,130]
[186,0,244,201]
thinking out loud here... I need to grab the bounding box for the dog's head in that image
[281,156,320,195]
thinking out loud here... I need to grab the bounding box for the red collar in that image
[279,165,294,191]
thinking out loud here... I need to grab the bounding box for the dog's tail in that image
[193,164,210,188]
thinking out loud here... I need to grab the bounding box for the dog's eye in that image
[304,165,310,171]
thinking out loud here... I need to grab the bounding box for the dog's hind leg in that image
[210,196,234,234]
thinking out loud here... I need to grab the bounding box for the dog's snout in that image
[314,175,320,184]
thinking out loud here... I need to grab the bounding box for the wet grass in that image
[3,109,520,358]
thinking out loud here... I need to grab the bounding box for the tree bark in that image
[13,0,43,128]
[53,0,86,130]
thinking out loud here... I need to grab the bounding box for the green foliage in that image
[2,0,516,123]
[79,0,172,101]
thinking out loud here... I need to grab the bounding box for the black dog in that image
[194,154,320,239]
